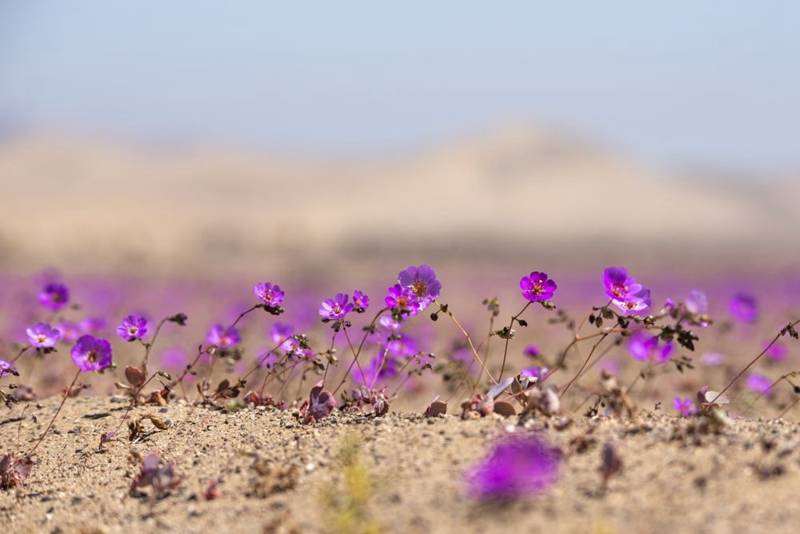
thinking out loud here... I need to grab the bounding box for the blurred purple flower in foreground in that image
[467,434,560,500]
[38,283,70,312]
[253,282,285,308]
[26,323,61,348]
[71,335,112,373]
[746,373,772,395]
[397,264,441,311]
[628,331,673,363]
[673,397,697,417]
[519,271,557,302]
[206,324,241,349]
[730,293,758,323]
[319,293,354,321]
[117,315,149,342]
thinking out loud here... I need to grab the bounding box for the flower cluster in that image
[385,264,441,318]
[603,267,651,315]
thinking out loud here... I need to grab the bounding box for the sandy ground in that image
[2,396,800,533]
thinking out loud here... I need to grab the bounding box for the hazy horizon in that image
[1,1,798,172]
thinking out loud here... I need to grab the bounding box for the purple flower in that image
[206,324,241,349]
[385,284,420,316]
[602,267,642,301]
[523,345,541,358]
[319,293,354,321]
[270,322,295,347]
[599,359,620,376]
[352,290,369,312]
[628,330,673,363]
[397,264,441,310]
[0,359,17,377]
[26,323,61,348]
[519,271,557,302]
[116,314,149,342]
[352,350,399,386]
[701,352,725,366]
[38,283,70,312]
[746,373,772,395]
[730,293,758,323]
[766,341,788,362]
[673,397,697,417]
[612,287,652,315]
[55,320,81,343]
[386,333,418,358]
[159,347,188,372]
[521,366,548,381]
[80,317,106,335]
[685,290,708,315]
[70,335,113,373]
[467,434,560,500]
[379,315,401,331]
[254,282,285,309]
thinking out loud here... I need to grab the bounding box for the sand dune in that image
[0,127,796,272]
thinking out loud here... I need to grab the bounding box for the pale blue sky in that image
[1,1,798,169]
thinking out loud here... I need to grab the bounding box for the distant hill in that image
[0,127,797,273]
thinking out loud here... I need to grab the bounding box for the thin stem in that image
[11,345,30,364]
[239,334,296,383]
[332,308,387,395]
[231,304,261,329]
[321,330,339,385]
[171,346,206,387]
[710,319,800,404]
[388,358,416,398]
[559,332,611,397]
[342,327,367,385]
[141,316,170,369]
[625,362,654,395]
[367,348,388,390]
[438,303,498,385]
[27,368,81,455]
[498,302,531,381]
[476,313,495,388]
[777,397,800,420]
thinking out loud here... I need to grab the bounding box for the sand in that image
[2,395,800,533]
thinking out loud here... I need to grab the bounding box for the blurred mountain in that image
[0,127,797,273]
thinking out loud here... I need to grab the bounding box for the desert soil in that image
[2,396,800,533]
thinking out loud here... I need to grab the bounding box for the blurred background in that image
[2,2,799,404]
[0,1,798,278]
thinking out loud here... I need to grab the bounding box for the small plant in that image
[129,452,183,500]
[319,435,381,534]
